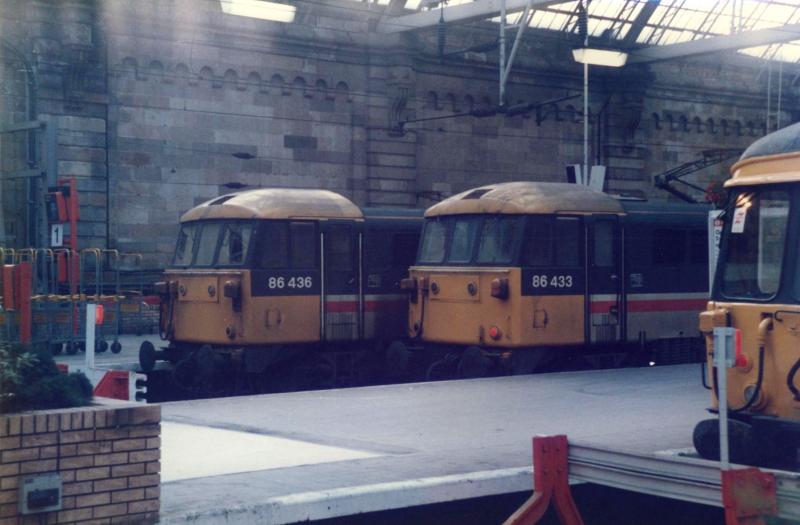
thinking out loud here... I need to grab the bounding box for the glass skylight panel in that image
[587,17,618,37]
[740,42,800,62]
[481,0,800,63]
[706,13,735,34]
[220,0,296,23]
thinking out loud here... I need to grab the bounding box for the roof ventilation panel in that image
[462,188,492,200]
[209,194,237,206]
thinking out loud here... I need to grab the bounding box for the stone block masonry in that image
[2,0,794,268]
[0,402,160,524]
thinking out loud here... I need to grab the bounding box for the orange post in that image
[16,262,32,345]
[721,468,777,525]
[503,435,584,525]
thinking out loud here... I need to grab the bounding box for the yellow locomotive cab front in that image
[694,124,800,468]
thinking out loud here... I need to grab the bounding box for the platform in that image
[156,364,716,523]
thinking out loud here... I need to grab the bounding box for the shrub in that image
[0,343,92,413]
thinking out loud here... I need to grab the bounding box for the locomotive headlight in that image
[489,325,501,340]
[490,278,509,300]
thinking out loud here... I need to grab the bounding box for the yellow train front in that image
[397,181,709,379]
[139,188,420,395]
[693,123,800,468]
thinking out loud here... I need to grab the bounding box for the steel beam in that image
[377,0,563,33]
[629,23,800,63]
[567,442,800,521]
[622,0,660,47]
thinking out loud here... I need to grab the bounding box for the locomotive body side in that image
[694,128,800,467]
[143,189,422,395]
[621,201,709,358]
[403,182,709,377]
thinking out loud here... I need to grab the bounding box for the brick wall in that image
[0,401,160,524]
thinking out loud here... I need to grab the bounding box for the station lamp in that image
[572,46,628,187]
[571,48,628,68]
[220,0,296,23]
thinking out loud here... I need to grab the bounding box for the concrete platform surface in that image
[158,364,711,524]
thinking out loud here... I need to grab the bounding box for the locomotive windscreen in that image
[718,188,790,300]
[416,215,583,267]
[172,220,255,268]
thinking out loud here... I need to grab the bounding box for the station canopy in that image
[375,0,800,63]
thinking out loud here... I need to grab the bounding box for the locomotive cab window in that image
[290,222,317,268]
[592,220,615,268]
[326,226,353,271]
[217,222,254,266]
[720,189,790,300]
[521,216,583,267]
[447,217,481,264]
[476,217,522,265]
[418,219,447,264]
[173,223,198,267]
[194,222,222,267]
[253,221,318,269]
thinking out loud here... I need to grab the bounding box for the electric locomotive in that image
[693,123,800,468]
[393,181,709,379]
[139,188,421,396]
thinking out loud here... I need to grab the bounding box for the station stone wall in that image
[1,0,798,268]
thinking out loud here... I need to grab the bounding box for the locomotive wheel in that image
[693,418,758,465]
[194,345,217,386]
[110,340,122,354]
[385,340,410,380]
[139,341,157,372]
[459,346,491,379]
[49,343,63,356]
[512,348,553,375]
[194,344,229,395]
[426,353,458,381]
[96,340,109,353]
[294,356,335,391]
[66,342,78,355]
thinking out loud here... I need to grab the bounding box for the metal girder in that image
[567,443,800,521]
[622,0,660,47]
[629,23,800,63]
[376,0,563,34]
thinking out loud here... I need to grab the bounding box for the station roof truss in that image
[376,0,800,65]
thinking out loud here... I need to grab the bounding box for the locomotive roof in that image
[728,122,800,188]
[180,188,363,222]
[425,182,624,217]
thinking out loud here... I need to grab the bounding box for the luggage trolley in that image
[117,253,147,337]
[97,249,124,354]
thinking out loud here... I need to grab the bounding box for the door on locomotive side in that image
[321,221,362,341]
[520,214,587,348]
[249,220,322,343]
[586,215,623,345]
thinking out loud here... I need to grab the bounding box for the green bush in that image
[0,343,92,414]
